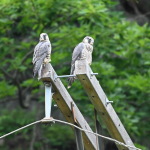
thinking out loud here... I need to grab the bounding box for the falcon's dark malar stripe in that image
[88,39,91,43]
[44,35,46,40]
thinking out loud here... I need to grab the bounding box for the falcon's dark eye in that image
[88,39,91,43]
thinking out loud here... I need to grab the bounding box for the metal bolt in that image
[105,97,113,107]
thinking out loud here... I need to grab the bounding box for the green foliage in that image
[0,80,17,99]
[0,0,150,149]
[42,124,75,150]
[0,109,35,137]
[134,143,147,150]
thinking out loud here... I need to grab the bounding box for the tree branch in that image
[0,68,14,79]
[22,49,34,64]
[0,97,18,103]
[15,79,28,109]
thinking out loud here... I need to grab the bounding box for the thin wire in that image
[0,120,41,139]
[0,119,141,150]
[52,119,141,150]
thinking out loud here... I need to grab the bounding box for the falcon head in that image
[39,33,49,41]
[83,36,94,45]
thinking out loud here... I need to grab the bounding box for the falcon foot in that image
[42,63,46,67]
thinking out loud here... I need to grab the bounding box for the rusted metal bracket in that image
[71,102,84,150]
[94,109,104,150]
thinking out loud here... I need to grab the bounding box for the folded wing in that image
[33,42,50,77]
[68,42,84,88]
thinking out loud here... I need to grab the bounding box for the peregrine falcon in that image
[68,36,94,88]
[32,33,51,79]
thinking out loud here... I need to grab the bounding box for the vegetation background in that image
[0,0,150,149]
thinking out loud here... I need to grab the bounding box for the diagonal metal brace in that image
[94,109,104,150]
[54,72,98,81]
[71,102,84,150]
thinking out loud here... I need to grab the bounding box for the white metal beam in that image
[75,60,135,150]
[40,63,97,150]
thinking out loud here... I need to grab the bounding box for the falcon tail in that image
[33,53,47,78]
[33,62,40,78]
[67,64,75,89]
[67,77,75,89]
[33,65,36,78]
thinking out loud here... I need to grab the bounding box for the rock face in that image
[117,0,150,25]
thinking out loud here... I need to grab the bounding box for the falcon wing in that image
[68,42,84,88]
[32,42,49,65]
[71,42,84,67]
[32,41,50,77]
[33,53,47,77]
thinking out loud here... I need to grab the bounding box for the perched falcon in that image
[68,36,94,88]
[32,33,51,79]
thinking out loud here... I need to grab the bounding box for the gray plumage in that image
[68,36,94,88]
[71,43,84,74]
[67,43,84,88]
[32,33,51,79]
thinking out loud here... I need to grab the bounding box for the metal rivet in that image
[68,115,70,117]
[57,98,59,100]
[92,96,95,98]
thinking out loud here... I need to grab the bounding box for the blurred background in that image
[0,0,150,149]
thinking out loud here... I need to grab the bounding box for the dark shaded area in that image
[118,0,150,25]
